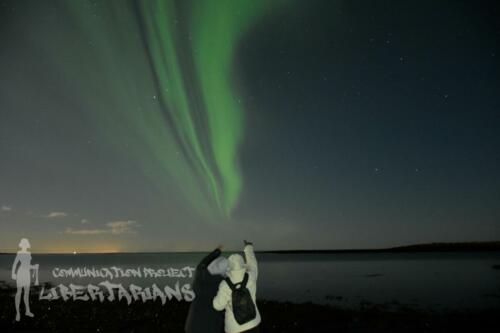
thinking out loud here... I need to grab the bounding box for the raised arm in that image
[11,254,20,279]
[243,241,258,280]
[197,247,221,270]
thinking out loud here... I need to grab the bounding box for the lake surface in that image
[1,252,499,312]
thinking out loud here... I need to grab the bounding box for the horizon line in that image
[1,240,499,255]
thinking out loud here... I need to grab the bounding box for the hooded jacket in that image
[213,245,260,333]
[185,248,224,333]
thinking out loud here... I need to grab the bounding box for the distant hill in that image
[387,241,500,252]
[261,241,500,254]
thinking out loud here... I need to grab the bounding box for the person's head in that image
[208,256,229,276]
[228,254,246,272]
[18,238,30,250]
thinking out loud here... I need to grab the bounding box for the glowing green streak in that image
[191,0,272,216]
[137,0,278,217]
[59,0,216,217]
[55,0,284,219]
[139,1,224,213]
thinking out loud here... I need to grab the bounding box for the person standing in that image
[213,240,261,333]
[185,245,229,333]
[11,238,38,322]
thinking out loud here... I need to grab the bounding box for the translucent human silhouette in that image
[11,238,38,322]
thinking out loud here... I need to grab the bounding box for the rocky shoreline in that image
[0,283,498,332]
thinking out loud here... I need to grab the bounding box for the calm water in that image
[1,252,499,312]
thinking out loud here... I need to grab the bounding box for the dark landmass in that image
[261,241,500,254]
[387,241,500,252]
[0,283,497,333]
[362,274,383,278]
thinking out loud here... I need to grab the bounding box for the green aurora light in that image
[50,0,286,220]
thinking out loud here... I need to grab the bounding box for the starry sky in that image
[0,0,499,253]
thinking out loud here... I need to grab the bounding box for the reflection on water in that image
[1,252,499,312]
[258,252,500,312]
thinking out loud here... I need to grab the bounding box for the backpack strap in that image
[241,272,249,287]
[224,277,236,291]
[224,272,249,291]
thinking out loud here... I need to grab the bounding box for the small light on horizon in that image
[73,250,77,255]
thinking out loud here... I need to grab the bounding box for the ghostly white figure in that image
[11,238,38,321]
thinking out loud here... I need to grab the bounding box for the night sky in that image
[1,0,499,253]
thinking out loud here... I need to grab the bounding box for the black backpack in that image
[224,272,256,325]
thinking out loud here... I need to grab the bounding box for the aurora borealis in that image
[59,0,283,219]
[1,0,499,252]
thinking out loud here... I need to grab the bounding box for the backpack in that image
[224,272,256,325]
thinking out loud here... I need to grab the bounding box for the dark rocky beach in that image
[0,282,498,333]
